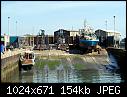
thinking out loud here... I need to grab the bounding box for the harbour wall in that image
[107,47,126,81]
[1,54,20,82]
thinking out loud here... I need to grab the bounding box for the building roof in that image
[96,29,120,34]
[69,30,79,32]
[54,29,69,32]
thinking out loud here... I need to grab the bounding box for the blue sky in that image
[1,1,126,39]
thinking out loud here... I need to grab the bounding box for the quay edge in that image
[106,47,126,82]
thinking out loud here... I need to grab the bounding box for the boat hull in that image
[79,39,99,48]
[21,59,35,66]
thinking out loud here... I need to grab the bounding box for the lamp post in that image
[114,16,116,47]
[16,21,17,36]
[7,17,10,49]
[8,17,10,35]
[119,35,121,48]
[105,20,107,30]
[32,27,34,48]
[105,20,108,47]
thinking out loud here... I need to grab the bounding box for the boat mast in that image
[84,19,87,28]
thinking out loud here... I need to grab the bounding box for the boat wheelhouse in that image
[19,50,35,70]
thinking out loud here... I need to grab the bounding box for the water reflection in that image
[76,70,99,83]
[105,53,119,73]
[19,70,34,83]
[44,64,49,77]
[5,65,123,83]
[56,64,64,83]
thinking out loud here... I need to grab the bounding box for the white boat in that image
[19,50,35,70]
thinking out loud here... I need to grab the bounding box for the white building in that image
[95,29,121,47]
[69,30,80,36]
[2,34,10,51]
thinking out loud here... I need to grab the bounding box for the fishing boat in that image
[19,50,35,70]
[79,21,99,52]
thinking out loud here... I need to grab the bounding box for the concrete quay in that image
[1,48,26,59]
[107,47,126,81]
[1,48,25,82]
[34,48,110,70]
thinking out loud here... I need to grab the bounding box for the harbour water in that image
[4,53,124,83]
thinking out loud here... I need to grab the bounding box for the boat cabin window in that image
[33,54,34,59]
[29,53,34,59]
[24,53,29,59]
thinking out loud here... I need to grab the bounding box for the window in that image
[25,53,28,59]
[29,54,32,59]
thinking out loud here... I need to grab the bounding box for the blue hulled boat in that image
[79,22,99,49]
[79,39,99,48]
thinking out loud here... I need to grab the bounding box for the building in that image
[18,36,28,48]
[10,36,19,48]
[54,29,80,45]
[1,36,5,53]
[18,33,54,49]
[120,38,126,49]
[69,30,80,45]
[95,29,120,47]
[45,35,54,45]
[1,36,4,45]
[1,34,10,51]
[18,34,36,49]
[54,29,69,44]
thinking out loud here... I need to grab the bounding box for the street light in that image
[8,17,10,35]
[105,20,108,47]
[105,20,107,30]
[16,21,17,36]
[7,17,11,47]
[114,16,116,47]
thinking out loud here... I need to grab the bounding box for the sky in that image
[1,1,126,39]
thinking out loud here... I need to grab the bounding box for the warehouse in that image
[95,29,120,47]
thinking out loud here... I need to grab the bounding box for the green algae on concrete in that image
[35,59,60,69]
[73,63,86,70]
